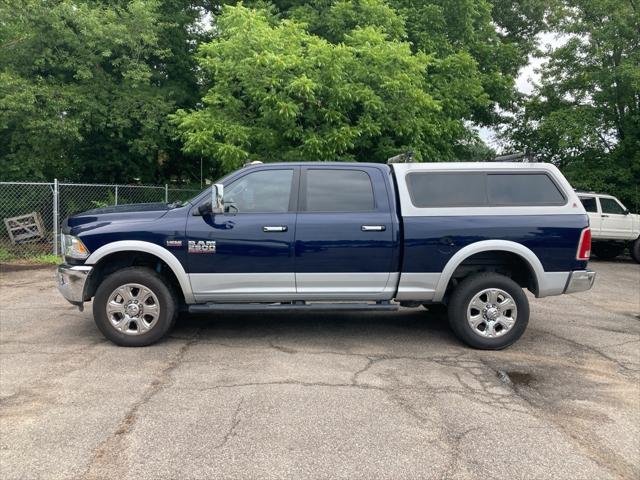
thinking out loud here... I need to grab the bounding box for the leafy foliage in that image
[0,0,206,183]
[506,0,640,210]
[173,3,514,168]
[5,0,633,208]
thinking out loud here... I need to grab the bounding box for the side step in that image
[188,301,399,314]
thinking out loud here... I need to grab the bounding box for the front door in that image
[186,167,299,301]
[598,197,634,239]
[294,167,396,298]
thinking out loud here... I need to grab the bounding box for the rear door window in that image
[579,197,598,213]
[304,169,375,212]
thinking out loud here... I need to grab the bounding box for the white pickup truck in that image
[578,192,640,263]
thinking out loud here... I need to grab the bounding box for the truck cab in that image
[57,161,595,349]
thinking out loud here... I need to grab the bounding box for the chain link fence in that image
[0,181,201,261]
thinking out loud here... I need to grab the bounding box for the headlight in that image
[61,234,90,260]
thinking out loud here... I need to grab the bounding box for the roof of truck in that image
[241,161,555,170]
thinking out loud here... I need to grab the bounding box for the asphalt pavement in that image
[1,260,638,479]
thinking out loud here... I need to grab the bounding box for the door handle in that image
[601,215,609,218]
[263,226,288,232]
[361,225,386,232]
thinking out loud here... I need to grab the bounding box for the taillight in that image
[577,227,591,260]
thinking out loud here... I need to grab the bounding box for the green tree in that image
[0,0,205,184]
[172,3,502,169]
[506,0,640,210]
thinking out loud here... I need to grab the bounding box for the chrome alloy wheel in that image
[466,288,517,338]
[106,283,160,336]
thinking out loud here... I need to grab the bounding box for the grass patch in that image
[0,246,61,265]
[29,254,62,265]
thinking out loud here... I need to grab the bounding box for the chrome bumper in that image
[56,264,92,309]
[564,270,596,294]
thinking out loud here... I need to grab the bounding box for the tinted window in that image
[580,197,598,213]
[487,174,565,206]
[225,169,293,213]
[406,172,486,207]
[406,171,566,208]
[600,197,626,215]
[305,169,374,212]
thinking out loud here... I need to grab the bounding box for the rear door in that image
[579,196,601,235]
[599,196,634,239]
[186,167,299,301]
[294,166,396,296]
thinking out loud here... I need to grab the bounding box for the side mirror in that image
[623,208,630,215]
[196,184,224,216]
[211,183,224,213]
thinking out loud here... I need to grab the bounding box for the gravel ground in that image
[1,260,638,480]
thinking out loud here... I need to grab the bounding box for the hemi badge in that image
[166,240,183,248]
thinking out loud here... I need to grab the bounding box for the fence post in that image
[165,184,168,203]
[115,185,118,205]
[53,179,59,256]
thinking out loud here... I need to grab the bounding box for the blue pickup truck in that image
[57,161,595,349]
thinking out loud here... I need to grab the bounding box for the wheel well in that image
[84,251,185,304]
[445,251,538,298]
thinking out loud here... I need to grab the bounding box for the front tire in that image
[93,267,177,347]
[448,273,529,350]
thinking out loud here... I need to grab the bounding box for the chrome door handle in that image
[263,226,288,232]
[361,225,386,232]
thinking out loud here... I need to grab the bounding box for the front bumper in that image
[56,264,93,309]
[564,270,596,294]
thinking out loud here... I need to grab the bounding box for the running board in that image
[188,301,399,314]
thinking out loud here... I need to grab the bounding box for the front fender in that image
[84,240,195,304]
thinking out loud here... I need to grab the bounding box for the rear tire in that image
[592,243,623,260]
[448,273,529,350]
[93,267,177,347]
[631,238,640,264]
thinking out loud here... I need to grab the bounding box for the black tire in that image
[448,273,529,350]
[592,243,623,260]
[631,238,640,264]
[93,267,177,347]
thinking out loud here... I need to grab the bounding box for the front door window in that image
[224,169,294,213]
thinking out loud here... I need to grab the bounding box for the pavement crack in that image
[535,329,639,374]
[350,356,381,386]
[214,399,245,449]
[444,427,481,478]
[80,331,200,480]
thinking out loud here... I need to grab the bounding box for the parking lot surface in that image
[1,260,639,480]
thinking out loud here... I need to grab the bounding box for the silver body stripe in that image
[190,273,399,303]
[190,273,295,296]
[296,272,394,294]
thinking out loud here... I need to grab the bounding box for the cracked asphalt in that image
[1,260,639,480]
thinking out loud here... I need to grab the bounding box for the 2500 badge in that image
[188,240,216,254]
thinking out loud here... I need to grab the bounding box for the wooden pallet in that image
[3,212,45,244]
